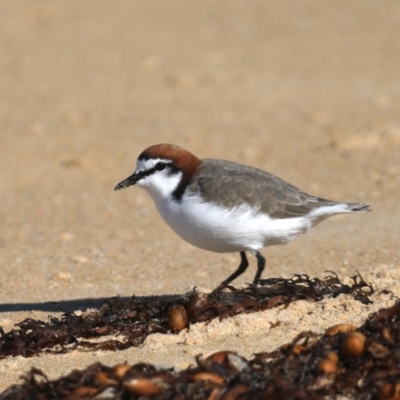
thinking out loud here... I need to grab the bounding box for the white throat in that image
[135,158,183,203]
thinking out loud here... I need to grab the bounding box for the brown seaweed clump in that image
[0,272,374,358]
[1,301,400,399]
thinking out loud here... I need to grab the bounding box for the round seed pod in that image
[292,345,306,355]
[124,378,161,396]
[326,351,339,364]
[206,350,235,364]
[191,372,224,385]
[71,387,98,397]
[187,292,208,317]
[382,327,395,344]
[168,304,188,332]
[341,331,367,357]
[95,371,118,386]
[316,358,338,375]
[112,364,131,380]
[325,323,357,336]
[377,383,396,400]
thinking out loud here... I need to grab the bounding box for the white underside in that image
[151,192,352,253]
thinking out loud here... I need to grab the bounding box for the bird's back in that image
[188,159,370,218]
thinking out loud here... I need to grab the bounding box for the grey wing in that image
[190,160,339,218]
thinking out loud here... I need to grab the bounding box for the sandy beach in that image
[0,1,399,395]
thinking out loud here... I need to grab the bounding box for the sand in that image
[0,0,399,393]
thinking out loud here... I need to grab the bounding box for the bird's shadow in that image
[0,294,185,314]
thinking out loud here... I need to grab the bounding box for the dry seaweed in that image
[2,300,400,400]
[0,272,374,359]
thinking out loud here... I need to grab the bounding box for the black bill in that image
[114,173,139,191]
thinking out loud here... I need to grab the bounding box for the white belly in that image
[154,194,313,253]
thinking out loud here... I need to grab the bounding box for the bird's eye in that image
[155,162,167,171]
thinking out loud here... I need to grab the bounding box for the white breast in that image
[153,193,316,253]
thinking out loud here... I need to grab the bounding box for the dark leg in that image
[216,251,249,290]
[252,250,266,286]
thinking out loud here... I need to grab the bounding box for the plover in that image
[115,144,370,289]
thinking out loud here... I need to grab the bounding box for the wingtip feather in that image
[348,203,371,212]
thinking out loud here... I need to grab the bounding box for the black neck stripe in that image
[172,167,189,202]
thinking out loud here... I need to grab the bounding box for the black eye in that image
[155,162,167,171]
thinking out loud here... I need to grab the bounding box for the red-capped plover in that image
[115,144,370,290]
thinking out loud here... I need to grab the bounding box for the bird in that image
[114,143,370,290]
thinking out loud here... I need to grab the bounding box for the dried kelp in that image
[2,301,400,400]
[0,272,374,358]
